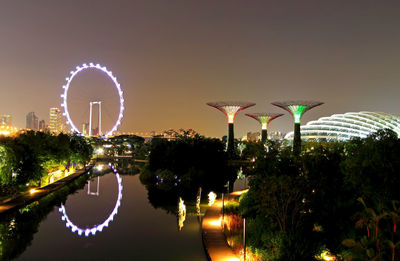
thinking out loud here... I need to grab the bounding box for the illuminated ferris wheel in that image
[60,63,124,137]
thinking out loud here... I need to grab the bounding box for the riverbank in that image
[0,161,95,215]
[202,193,244,261]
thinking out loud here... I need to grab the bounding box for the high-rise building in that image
[49,108,62,134]
[39,120,46,131]
[26,112,39,131]
[0,114,12,127]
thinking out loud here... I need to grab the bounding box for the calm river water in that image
[0,162,208,261]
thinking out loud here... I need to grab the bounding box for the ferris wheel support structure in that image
[89,101,102,136]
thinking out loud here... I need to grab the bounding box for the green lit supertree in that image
[272,101,323,154]
[245,113,284,144]
[207,101,255,156]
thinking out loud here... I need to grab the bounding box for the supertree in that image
[272,101,323,154]
[207,101,255,155]
[245,113,284,144]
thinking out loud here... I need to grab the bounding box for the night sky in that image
[1,1,400,138]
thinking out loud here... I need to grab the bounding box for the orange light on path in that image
[230,189,248,197]
[29,188,38,194]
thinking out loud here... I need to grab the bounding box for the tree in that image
[343,129,400,208]
[302,141,356,255]
[240,145,321,261]
[141,135,232,198]
[0,145,16,185]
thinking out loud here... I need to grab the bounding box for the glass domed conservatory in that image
[284,111,400,141]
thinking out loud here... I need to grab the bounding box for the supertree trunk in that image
[261,129,268,144]
[293,122,301,154]
[228,123,235,155]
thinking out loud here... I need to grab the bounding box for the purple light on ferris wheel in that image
[59,164,123,237]
[61,63,124,137]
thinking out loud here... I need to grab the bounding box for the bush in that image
[224,201,239,214]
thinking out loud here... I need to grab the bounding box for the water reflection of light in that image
[207,218,221,227]
[29,188,39,195]
[208,191,216,206]
[95,147,104,155]
[196,187,202,216]
[230,189,248,197]
[177,197,186,231]
[87,176,100,196]
[59,163,123,237]
[95,164,104,172]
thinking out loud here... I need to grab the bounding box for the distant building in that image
[39,120,46,131]
[177,128,197,138]
[161,128,198,140]
[268,131,285,141]
[0,114,12,127]
[26,112,39,131]
[49,108,62,134]
[82,122,89,135]
[92,127,99,136]
[246,132,260,142]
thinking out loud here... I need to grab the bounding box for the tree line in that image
[140,134,236,204]
[239,129,400,260]
[0,131,93,195]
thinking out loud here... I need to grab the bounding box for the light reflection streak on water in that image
[196,187,202,216]
[177,197,186,231]
[58,163,123,237]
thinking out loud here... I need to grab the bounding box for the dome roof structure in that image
[284,111,400,141]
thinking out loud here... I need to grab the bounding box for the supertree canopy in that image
[207,102,256,124]
[245,113,284,143]
[272,100,323,153]
[207,101,255,156]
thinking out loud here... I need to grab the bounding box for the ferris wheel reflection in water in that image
[58,163,123,237]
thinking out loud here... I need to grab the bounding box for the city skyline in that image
[1,1,400,138]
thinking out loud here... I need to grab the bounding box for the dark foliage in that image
[0,131,93,190]
[239,130,400,260]
[0,173,89,260]
[140,135,234,202]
